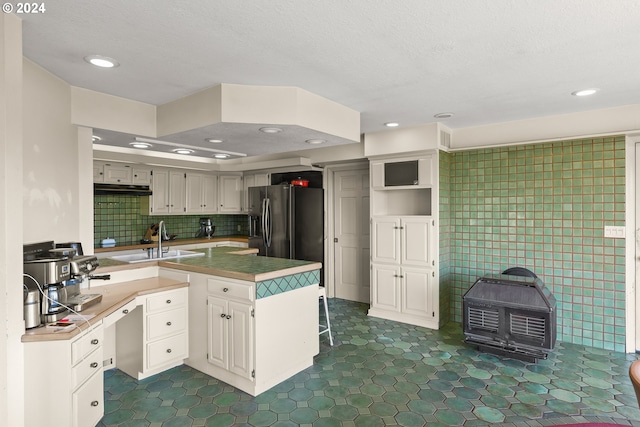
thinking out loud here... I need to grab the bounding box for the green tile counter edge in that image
[96,246,322,295]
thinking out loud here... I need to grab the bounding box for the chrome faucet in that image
[157,221,169,258]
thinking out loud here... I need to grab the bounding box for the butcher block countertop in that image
[21,277,187,343]
[97,246,322,282]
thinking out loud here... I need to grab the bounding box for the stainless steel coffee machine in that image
[195,217,215,238]
[23,256,71,323]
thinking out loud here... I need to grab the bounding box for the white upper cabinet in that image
[218,175,243,213]
[242,172,270,212]
[186,173,218,214]
[103,163,134,184]
[132,167,152,185]
[146,169,186,215]
[93,161,150,186]
[371,154,434,190]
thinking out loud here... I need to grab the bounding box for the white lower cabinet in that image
[369,215,439,329]
[116,287,189,380]
[24,324,104,427]
[370,263,437,328]
[184,271,319,396]
[207,295,253,380]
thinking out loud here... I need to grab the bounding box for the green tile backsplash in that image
[94,195,248,247]
[442,136,626,352]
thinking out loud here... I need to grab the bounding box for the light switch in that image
[604,225,625,238]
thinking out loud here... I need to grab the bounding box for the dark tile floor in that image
[98,298,640,427]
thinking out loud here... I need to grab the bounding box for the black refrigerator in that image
[248,184,324,281]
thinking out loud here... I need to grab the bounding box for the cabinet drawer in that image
[71,344,103,389]
[102,299,137,328]
[146,333,187,370]
[147,307,187,340]
[207,279,254,302]
[72,368,103,427]
[71,324,103,366]
[146,288,187,313]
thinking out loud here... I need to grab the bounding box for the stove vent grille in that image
[467,307,499,332]
[510,314,546,340]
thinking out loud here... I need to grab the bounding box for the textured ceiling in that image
[19,0,640,158]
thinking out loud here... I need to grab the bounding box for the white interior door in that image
[334,168,370,302]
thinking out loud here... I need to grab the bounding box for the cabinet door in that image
[103,164,133,184]
[207,296,227,369]
[133,167,152,185]
[219,175,243,213]
[202,174,218,214]
[93,162,104,183]
[254,173,270,186]
[243,175,256,213]
[185,173,204,213]
[72,370,103,427]
[228,301,253,380]
[371,264,401,312]
[371,217,401,264]
[169,171,186,213]
[401,267,435,318]
[151,169,170,214]
[401,217,433,266]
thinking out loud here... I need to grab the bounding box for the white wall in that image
[1,13,25,427]
[22,59,80,244]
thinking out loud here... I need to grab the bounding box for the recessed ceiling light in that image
[259,127,283,134]
[434,112,454,119]
[206,138,223,143]
[84,55,119,68]
[214,154,230,159]
[571,88,598,97]
[172,148,194,155]
[384,122,399,127]
[129,142,152,149]
[305,139,326,145]
[92,135,102,142]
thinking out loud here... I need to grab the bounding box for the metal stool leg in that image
[319,287,333,346]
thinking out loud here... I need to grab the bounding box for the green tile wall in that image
[439,151,452,326]
[445,136,626,352]
[94,195,248,247]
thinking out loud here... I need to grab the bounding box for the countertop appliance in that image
[63,255,103,311]
[23,256,71,323]
[248,184,324,282]
[195,217,215,238]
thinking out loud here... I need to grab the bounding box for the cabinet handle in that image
[91,339,99,345]
[223,287,229,292]
[122,309,129,314]
[166,321,172,326]
[166,349,172,353]
[220,314,226,318]
[166,204,170,207]
[166,299,172,304]
[226,315,231,319]
[90,362,99,368]
[91,401,99,407]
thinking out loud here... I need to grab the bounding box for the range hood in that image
[94,183,152,196]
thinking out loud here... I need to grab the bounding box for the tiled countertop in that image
[97,246,322,283]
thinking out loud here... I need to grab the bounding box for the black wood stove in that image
[463,269,557,362]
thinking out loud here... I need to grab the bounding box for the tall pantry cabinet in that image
[368,152,440,330]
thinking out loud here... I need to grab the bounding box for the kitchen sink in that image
[110,249,205,264]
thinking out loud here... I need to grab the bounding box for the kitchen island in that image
[98,246,322,396]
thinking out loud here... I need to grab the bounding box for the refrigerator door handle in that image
[265,197,272,248]
[261,198,268,249]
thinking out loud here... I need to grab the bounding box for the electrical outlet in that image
[604,225,625,238]
[237,224,241,232]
